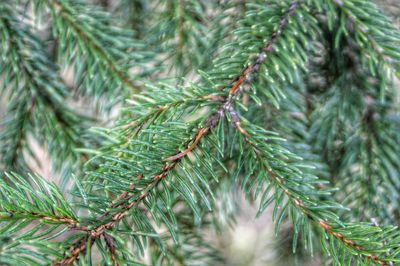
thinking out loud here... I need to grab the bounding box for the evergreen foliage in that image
[0,0,400,265]
[0,2,93,180]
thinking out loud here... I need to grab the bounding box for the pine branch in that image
[0,173,78,264]
[62,2,392,265]
[307,0,400,225]
[0,238,63,266]
[34,0,150,104]
[164,0,302,162]
[0,3,92,176]
[323,0,400,94]
[205,11,399,258]
[55,166,175,264]
[232,116,399,265]
[0,173,78,225]
[50,3,302,264]
[337,103,400,223]
[0,97,31,171]
[2,1,400,265]
[148,0,214,75]
[123,2,399,264]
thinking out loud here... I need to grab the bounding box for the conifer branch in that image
[204,1,399,264]
[223,83,395,265]
[56,155,180,264]
[233,118,393,265]
[2,1,400,265]
[46,0,137,91]
[167,1,300,161]
[0,3,91,175]
[149,0,213,74]
[0,173,79,264]
[53,2,302,264]
[32,0,150,104]
[308,0,400,225]
[0,210,78,226]
[326,0,400,83]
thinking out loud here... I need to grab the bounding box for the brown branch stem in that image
[0,210,78,227]
[104,233,118,266]
[319,220,387,265]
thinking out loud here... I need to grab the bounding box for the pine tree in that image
[1,0,400,265]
